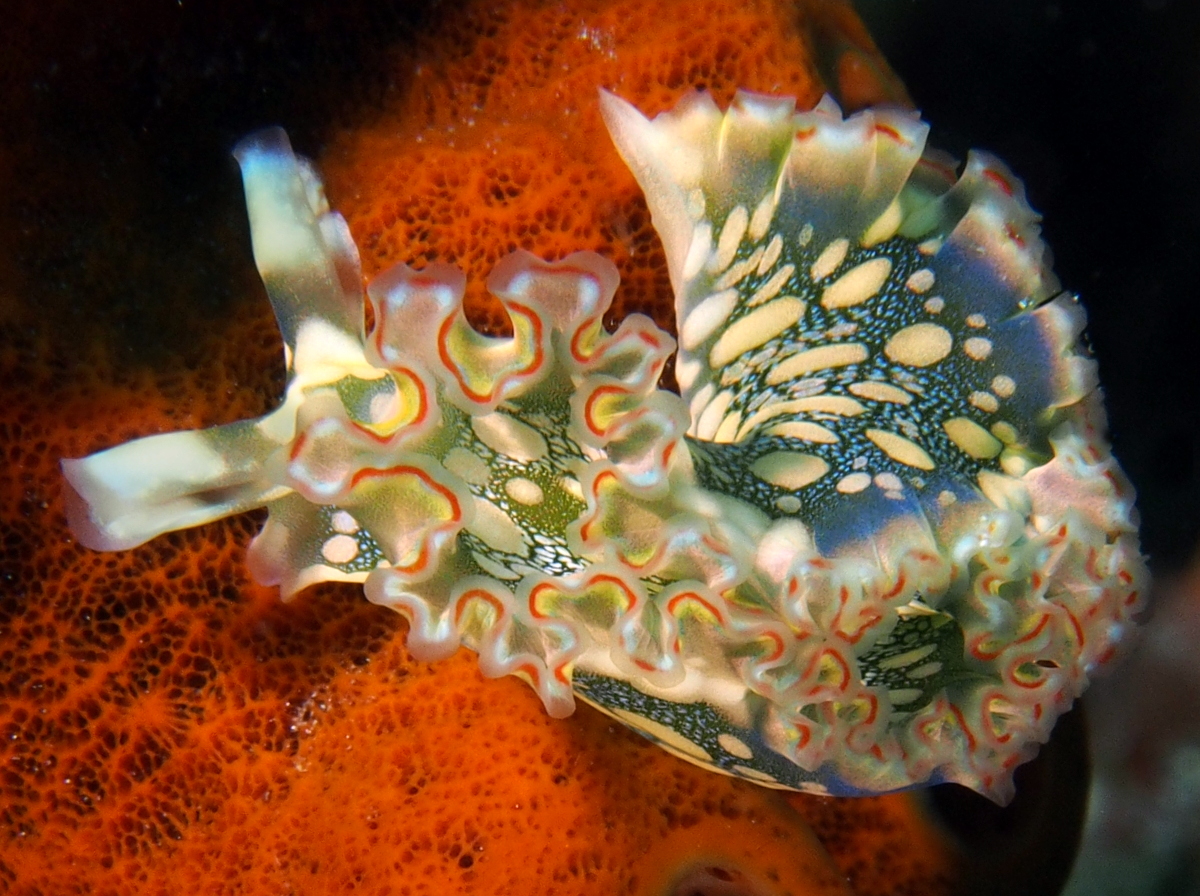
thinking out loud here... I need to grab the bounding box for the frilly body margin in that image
[61,94,1147,803]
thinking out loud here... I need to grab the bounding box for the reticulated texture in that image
[2,0,981,894]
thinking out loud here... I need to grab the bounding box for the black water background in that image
[855,0,1200,571]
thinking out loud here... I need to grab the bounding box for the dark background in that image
[1,2,1194,892]
[854,0,1200,571]
[851,6,1200,891]
[4,0,1194,570]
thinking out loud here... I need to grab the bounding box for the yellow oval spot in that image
[810,237,849,280]
[694,389,734,440]
[940,417,998,458]
[821,258,892,309]
[505,477,545,506]
[978,470,1029,509]
[766,343,869,385]
[709,297,806,368]
[884,323,953,367]
[765,421,838,443]
[749,190,776,240]
[748,263,795,307]
[717,733,754,760]
[873,472,903,491]
[969,391,1000,413]
[865,429,935,470]
[836,472,871,494]
[789,395,866,416]
[848,381,912,405]
[712,410,743,444]
[862,198,903,246]
[964,336,994,361]
[905,268,936,294]
[775,495,802,513]
[683,221,712,280]
[1000,452,1033,477]
[757,234,783,275]
[712,204,749,273]
[992,375,1016,397]
[878,644,937,671]
[714,249,760,291]
[688,382,716,422]
[750,451,830,489]
[735,395,865,441]
[991,421,1018,444]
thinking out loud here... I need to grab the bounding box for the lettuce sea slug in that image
[64,88,1145,805]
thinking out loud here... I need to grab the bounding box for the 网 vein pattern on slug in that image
[62,91,1146,803]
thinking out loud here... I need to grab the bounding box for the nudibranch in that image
[62,89,1145,803]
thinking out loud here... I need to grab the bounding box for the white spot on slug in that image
[322,534,359,565]
[472,413,548,463]
[821,258,892,309]
[991,375,1016,398]
[811,237,849,281]
[865,429,935,470]
[751,451,830,489]
[445,446,492,486]
[331,511,359,534]
[836,472,871,494]
[718,733,754,760]
[969,391,1000,413]
[885,323,952,367]
[765,421,839,444]
[708,297,805,368]
[470,496,528,554]
[848,381,912,405]
[712,205,748,274]
[681,289,739,350]
[610,708,713,762]
[873,472,903,492]
[748,263,795,307]
[749,190,776,241]
[757,234,783,275]
[766,343,869,384]
[505,477,545,506]
[905,268,935,294]
[684,221,713,280]
[963,337,994,361]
